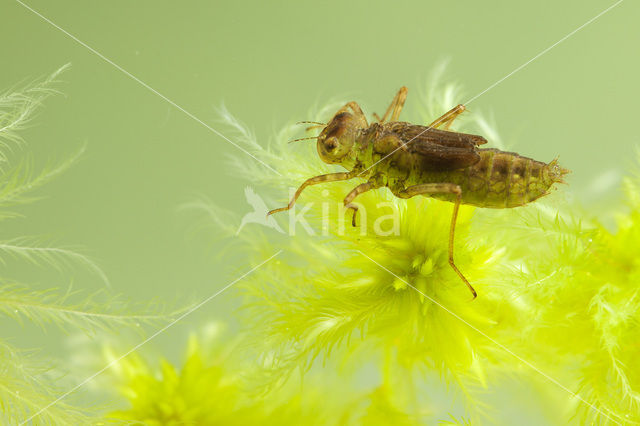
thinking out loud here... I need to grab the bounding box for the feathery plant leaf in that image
[509,160,640,424]
[0,143,85,210]
[0,340,92,425]
[107,323,430,426]
[0,237,110,288]
[0,65,177,424]
[0,284,170,334]
[0,68,110,290]
[0,64,70,165]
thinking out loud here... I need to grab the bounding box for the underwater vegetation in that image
[177,68,640,425]
[108,322,425,425]
[3,65,640,425]
[0,67,170,425]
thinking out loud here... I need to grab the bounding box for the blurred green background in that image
[1,0,638,395]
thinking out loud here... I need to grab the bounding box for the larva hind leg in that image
[394,182,476,299]
[374,86,408,123]
[428,104,466,130]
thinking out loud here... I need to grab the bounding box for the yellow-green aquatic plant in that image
[107,323,427,425]
[482,158,640,425]
[0,66,169,425]
[184,73,532,422]
[106,324,257,425]
[186,67,640,424]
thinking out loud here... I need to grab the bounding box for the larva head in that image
[317,110,365,164]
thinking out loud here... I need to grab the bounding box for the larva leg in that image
[374,86,408,123]
[267,172,353,216]
[395,183,476,299]
[343,181,376,226]
[428,104,466,130]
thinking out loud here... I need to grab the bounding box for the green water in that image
[2,0,639,423]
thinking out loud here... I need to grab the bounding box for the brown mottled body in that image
[268,87,569,298]
[351,122,566,209]
[450,149,562,208]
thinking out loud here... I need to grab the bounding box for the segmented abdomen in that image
[459,148,558,208]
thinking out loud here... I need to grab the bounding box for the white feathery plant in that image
[0,66,171,424]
